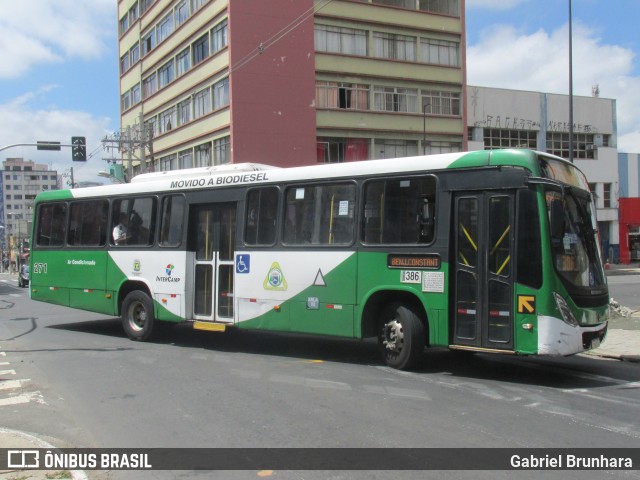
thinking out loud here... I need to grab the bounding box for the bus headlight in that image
[553,292,579,327]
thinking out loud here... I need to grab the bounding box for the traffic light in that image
[71,136,86,161]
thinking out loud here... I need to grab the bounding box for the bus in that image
[29,149,609,369]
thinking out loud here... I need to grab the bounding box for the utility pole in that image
[101,115,153,182]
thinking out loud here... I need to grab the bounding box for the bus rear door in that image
[452,192,515,351]
[191,202,236,324]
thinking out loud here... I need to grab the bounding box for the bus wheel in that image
[378,303,425,370]
[121,291,155,341]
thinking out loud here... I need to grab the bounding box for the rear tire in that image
[121,291,155,341]
[378,303,425,370]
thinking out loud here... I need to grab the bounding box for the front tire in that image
[121,291,155,341]
[378,303,425,370]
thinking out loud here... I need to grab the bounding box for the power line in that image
[230,0,334,74]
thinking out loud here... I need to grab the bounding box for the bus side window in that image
[362,176,436,245]
[112,197,156,247]
[245,187,278,246]
[36,203,67,247]
[68,200,108,247]
[159,195,185,247]
[283,183,355,246]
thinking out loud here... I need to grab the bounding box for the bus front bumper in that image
[537,316,608,356]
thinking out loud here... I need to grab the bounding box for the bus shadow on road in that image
[48,318,627,389]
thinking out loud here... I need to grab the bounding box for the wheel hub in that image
[382,319,404,352]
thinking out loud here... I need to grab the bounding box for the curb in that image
[0,427,88,480]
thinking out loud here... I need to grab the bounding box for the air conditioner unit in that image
[586,144,596,151]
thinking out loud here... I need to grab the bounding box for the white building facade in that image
[467,86,619,260]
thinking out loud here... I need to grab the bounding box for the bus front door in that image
[192,203,236,323]
[452,192,515,351]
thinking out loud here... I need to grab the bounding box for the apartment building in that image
[118,0,466,173]
[1,158,60,251]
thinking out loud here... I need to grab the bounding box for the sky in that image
[0,0,638,183]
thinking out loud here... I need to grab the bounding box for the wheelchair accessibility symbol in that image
[236,254,250,274]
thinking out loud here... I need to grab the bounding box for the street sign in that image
[71,136,87,161]
[36,141,61,151]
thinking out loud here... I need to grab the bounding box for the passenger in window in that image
[113,215,129,245]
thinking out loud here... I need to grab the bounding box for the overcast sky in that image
[0,0,638,182]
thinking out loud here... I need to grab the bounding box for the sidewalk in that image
[0,427,88,480]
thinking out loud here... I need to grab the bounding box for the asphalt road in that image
[1,277,639,480]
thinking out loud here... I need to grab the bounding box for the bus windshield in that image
[546,187,606,292]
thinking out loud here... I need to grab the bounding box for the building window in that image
[179,149,193,169]
[195,143,212,167]
[483,129,537,150]
[546,132,596,160]
[214,136,230,165]
[119,15,129,36]
[211,20,228,53]
[177,98,191,126]
[131,84,141,105]
[422,91,460,115]
[372,0,416,8]
[175,1,189,26]
[316,82,369,110]
[213,78,229,109]
[317,138,369,163]
[159,154,174,171]
[142,30,156,56]
[420,38,459,66]
[176,48,191,76]
[130,43,140,65]
[193,88,211,118]
[140,0,155,15]
[603,183,612,208]
[178,98,191,126]
[121,91,131,111]
[375,139,418,159]
[374,87,418,113]
[157,13,174,43]
[191,0,206,12]
[314,25,367,56]
[120,53,130,73]
[142,73,157,98]
[158,107,176,134]
[128,3,139,24]
[426,141,461,154]
[418,0,460,16]
[158,60,175,88]
[373,32,416,61]
[192,34,209,64]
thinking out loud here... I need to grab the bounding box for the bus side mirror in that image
[549,200,564,240]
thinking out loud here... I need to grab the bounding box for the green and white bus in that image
[29,149,608,369]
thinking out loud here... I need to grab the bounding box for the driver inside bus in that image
[113,215,129,245]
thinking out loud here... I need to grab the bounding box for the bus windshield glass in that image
[546,188,606,291]
[538,155,590,190]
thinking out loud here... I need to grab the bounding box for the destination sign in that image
[388,254,440,269]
